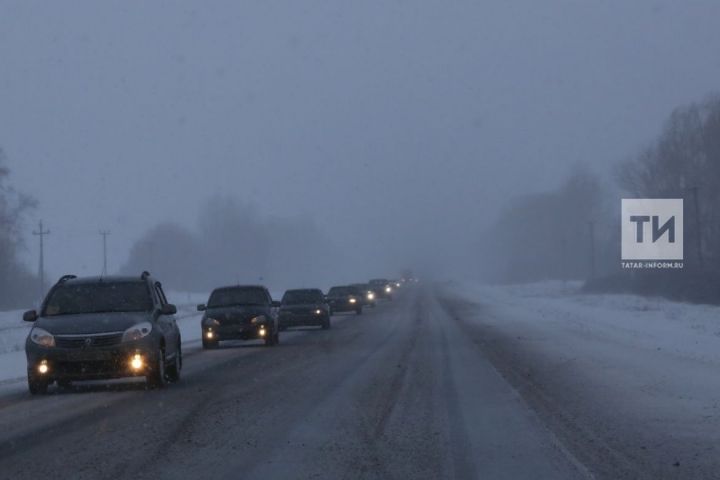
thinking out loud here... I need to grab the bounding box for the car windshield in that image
[328,287,353,296]
[208,288,268,307]
[42,282,153,316]
[282,291,322,304]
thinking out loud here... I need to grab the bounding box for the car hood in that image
[35,312,152,335]
[280,303,324,312]
[204,305,270,324]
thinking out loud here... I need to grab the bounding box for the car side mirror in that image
[271,301,281,307]
[197,304,207,312]
[161,304,177,315]
[23,310,38,322]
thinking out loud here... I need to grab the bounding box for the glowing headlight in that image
[367,292,375,300]
[395,282,401,288]
[130,354,144,370]
[250,315,266,325]
[385,287,392,293]
[258,327,267,337]
[122,322,152,342]
[349,298,357,304]
[29,327,55,348]
[315,309,322,315]
[205,330,215,339]
[37,360,49,374]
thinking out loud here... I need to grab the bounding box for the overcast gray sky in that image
[1,0,720,280]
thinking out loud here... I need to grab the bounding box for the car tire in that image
[322,317,331,329]
[264,331,277,346]
[28,375,49,395]
[147,348,167,389]
[166,344,182,383]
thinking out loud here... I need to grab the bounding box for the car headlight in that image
[349,298,357,304]
[122,322,153,342]
[385,286,392,293]
[367,292,375,300]
[29,327,55,348]
[314,309,322,315]
[250,315,266,325]
[203,317,220,327]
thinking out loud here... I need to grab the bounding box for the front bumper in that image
[26,341,158,381]
[279,313,327,327]
[328,301,359,312]
[203,323,269,342]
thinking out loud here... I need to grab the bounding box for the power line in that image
[32,220,50,299]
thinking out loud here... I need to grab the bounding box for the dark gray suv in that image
[23,272,182,394]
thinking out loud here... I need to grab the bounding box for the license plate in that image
[66,350,114,361]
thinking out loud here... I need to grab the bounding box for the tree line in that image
[484,94,720,302]
[121,195,339,293]
[0,149,38,309]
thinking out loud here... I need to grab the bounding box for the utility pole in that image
[32,221,50,299]
[690,186,703,268]
[588,220,596,280]
[99,230,111,275]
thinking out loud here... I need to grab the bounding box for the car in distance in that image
[369,278,393,300]
[350,283,376,308]
[278,289,331,330]
[198,285,280,349]
[326,286,363,315]
[23,272,182,394]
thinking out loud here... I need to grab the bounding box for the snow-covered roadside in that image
[442,281,720,476]
[448,280,720,366]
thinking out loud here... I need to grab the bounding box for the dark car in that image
[369,278,393,300]
[326,286,363,315]
[350,283,376,308]
[278,289,331,330]
[198,285,280,349]
[23,272,182,394]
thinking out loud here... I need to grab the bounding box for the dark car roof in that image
[284,288,323,294]
[212,285,267,292]
[60,276,150,286]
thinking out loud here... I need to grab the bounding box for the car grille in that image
[55,332,124,349]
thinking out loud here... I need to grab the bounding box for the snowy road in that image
[0,287,584,480]
[3,283,714,479]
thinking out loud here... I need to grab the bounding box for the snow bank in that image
[448,280,720,366]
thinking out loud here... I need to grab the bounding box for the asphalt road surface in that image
[0,287,588,480]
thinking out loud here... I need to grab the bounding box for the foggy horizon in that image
[2,1,720,287]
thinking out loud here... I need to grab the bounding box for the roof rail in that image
[58,275,77,283]
[141,271,151,280]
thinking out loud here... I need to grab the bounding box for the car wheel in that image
[322,317,331,329]
[147,348,167,389]
[166,344,182,383]
[28,375,49,395]
[265,328,279,346]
